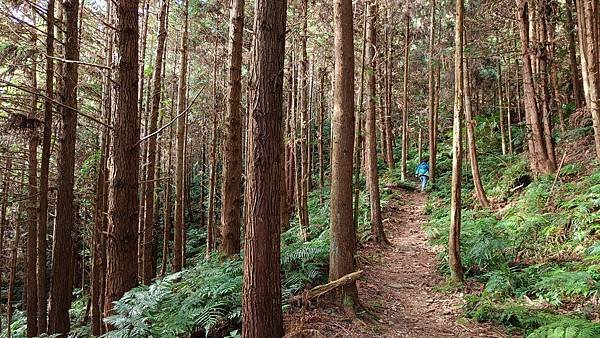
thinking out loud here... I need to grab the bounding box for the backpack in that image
[416,162,430,177]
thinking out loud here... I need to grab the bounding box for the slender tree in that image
[142,0,169,285]
[565,0,583,108]
[353,4,367,237]
[26,25,39,337]
[400,10,411,181]
[427,0,437,183]
[464,55,489,208]
[580,0,600,158]
[174,0,189,272]
[365,1,388,244]
[242,0,286,335]
[7,206,21,338]
[48,0,79,332]
[206,40,219,258]
[298,0,310,239]
[516,0,555,174]
[449,0,465,284]
[221,0,245,257]
[37,0,55,332]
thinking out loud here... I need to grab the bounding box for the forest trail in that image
[285,186,510,338]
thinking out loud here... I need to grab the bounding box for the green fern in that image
[527,319,600,338]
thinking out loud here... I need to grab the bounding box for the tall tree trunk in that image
[104,0,140,323]
[576,0,592,109]
[7,208,21,338]
[581,0,600,159]
[505,58,514,154]
[26,26,39,337]
[0,157,11,335]
[516,0,554,174]
[174,0,189,272]
[330,0,358,309]
[353,3,367,238]
[49,0,79,333]
[464,57,490,208]
[286,52,297,220]
[299,0,310,240]
[566,0,584,108]
[242,0,286,336]
[142,0,168,285]
[365,2,388,244]
[37,0,55,332]
[160,60,177,276]
[318,68,325,206]
[383,3,394,169]
[91,5,112,333]
[449,0,465,284]
[220,0,245,257]
[537,1,557,167]
[400,12,411,181]
[207,41,219,259]
[138,0,150,115]
[428,0,437,183]
[498,62,507,155]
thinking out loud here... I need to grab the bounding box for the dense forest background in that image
[0,0,599,336]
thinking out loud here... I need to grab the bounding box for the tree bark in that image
[174,0,189,272]
[566,0,584,108]
[581,0,600,159]
[449,0,465,284]
[428,0,437,183]
[49,0,79,333]
[299,0,310,240]
[365,2,388,245]
[220,0,245,257]
[37,0,55,332]
[91,4,112,334]
[329,0,358,309]
[0,157,11,335]
[26,26,39,337]
[400,12,411,181]
[464,57,490,208]
[497,62,507,156]
[206,40,219,259]
[7,208,21,338]
[142,0,168,285]
[536,1,557,167]
[318,68,325,206]
[516,0,554,174]
[383,3,394,169]
[104,0,140,323]
[353,3,367,239]
[242,0,286,336]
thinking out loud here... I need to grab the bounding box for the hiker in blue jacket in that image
[415,159,430,192]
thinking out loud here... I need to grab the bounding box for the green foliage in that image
[527,319,600,338]
[427,145,600,335]
[104,185,373,337]
[103,259,242,337]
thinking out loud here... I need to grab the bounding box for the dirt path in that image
[285,188,509,338]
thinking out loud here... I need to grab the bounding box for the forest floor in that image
[284,186,512,338]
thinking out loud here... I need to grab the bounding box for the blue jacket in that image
[415,162,430,177]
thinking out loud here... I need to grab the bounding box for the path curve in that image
[285,188,509,338]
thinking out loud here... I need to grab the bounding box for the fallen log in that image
[291,270,364,303]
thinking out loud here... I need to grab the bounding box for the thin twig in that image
[545,151,568,207]
[46,55,111,70]
[132,88,204,149]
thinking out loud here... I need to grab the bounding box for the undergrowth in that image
[90,186,372,338]
[425,134,600,336]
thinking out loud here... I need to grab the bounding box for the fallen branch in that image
[290,270,364,303]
